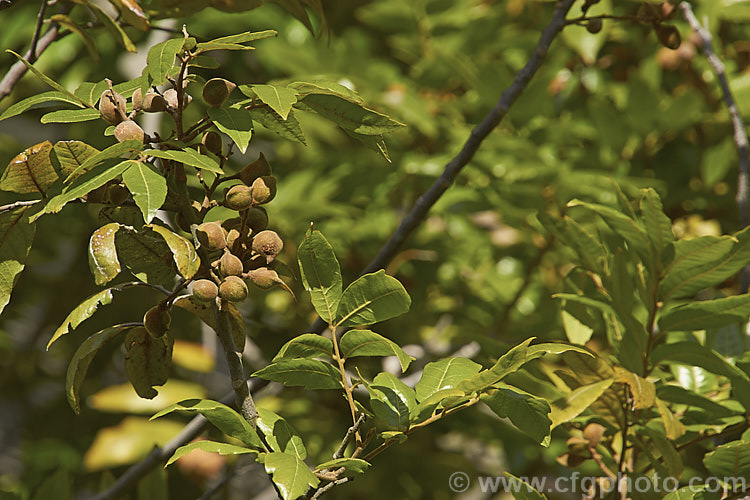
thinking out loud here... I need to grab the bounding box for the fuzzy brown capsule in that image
[143,304,171,338]
[246,267,280,290]
[656,25,681,50]
[142,91,167,112]
[164,88,191,110]
[202,131,223,156]
[114,120,145,143]
[586,18,603,34]
[195,221,227,251]
[99,89,127,125]
[224,185,254,211]
[219,275,248,302]
[252,230,283,263]
[192,279,219,302]
[246,207,269,233]
[251,176,277,205]
[218,252,244,278]
[202,78,237,107]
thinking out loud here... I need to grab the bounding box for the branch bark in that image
[0,3,70,101]
[680,2,750,292]
[310,0,576,334]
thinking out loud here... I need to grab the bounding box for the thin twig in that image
[28,0,49,64]
[332,413,366,460]
[310,477,353,500]
[310,0,576,334]
[0,200,41,213]
[680,2,750,292]
[213,300,259,426]
[0,4,71,101]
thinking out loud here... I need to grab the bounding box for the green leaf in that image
[335,270,411,327]
[656,385,738,417]
[415,357,482,402]
[272,334,333,361]
[343,130,391,162]
[188,55,220,69]
[340,329,414,372]
[263,452,319,500]
[66,325,132,414]
[661,230,750,301]
[703,441,750,478]
[124,327,172,399]
[64,140,143,183]
[503,473,548,500]
[663,486,722,500]
[410,388,465,424]
[146,225,200,279]
[296,93,404,135]
[0,206,36,315]
[207,108,253,154]
[195,42,253,52]
[83,1,137,52]
[251,359,342,390]
[166,441,257,467]
[614,366,656,409]
[561,309,594,345]
[457,338,534,393]
[289,80,364,103]
[297,229,342,323]
[315,458,371,476]
[88,223,121,285]
[74,81,109,107]
[122,162,167,223]
[53,140,101,182]
[0,91,86,122]
[5,50,90,107]
[655,397,686,440]
[202,29,277,46]
[642,426,683,478]
[525,342,593,360]
[640,188,674,266]
[537,212,607,275]
[173,296,246,351]
[549,378,614,428]
[152,399,261,448]
[115,227,178,289]
[40,108,101,123]
[659,294,750,332]
[367,372,417,430]
[36,159,137,219]
[651,341,749,381]
[48,288,116,349]
[32,468,70,500]
[146,39,184,87]
[248,107,306,144]
[257,407,307,459]
[0,141,56,195]
[482,384,552,446]
[567,199,651,263]
[244,84,297,120]
[144,149,223,174]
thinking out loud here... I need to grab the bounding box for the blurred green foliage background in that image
[1,0,749,498]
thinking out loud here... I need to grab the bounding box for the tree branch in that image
[213,300,259,426]
[310,0,576,334]
[28,0,49,64]
[0,4,71,101]
[680,2,750,292]
[332,413,367,460]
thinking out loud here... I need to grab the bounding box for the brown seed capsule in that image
[202,131,223,156]
[142,91,167,112]
[202,78,237,107]
[219,275,248,302]
[586,18,603,34]
[246,267,280,290]
[192,279,219,302]
[163,88,191,110]
[252,230,283,263]
[132,88,143,111]
[99,89,127,125]
[238,153,272,186]
[224,185,254,211]
[195,221,227,251]
[655,24,681,50]
[143,304,171,338]
[246,207,269,233]
[218,252,244,278]
[251,176,277,205]
[114,120,145,143]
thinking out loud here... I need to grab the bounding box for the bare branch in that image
[680,2,750,291]
[28,0,49,64]
[310,0,576,334]
[213,300,259,426]
[332,413,367,460]
[0,4,71,101]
